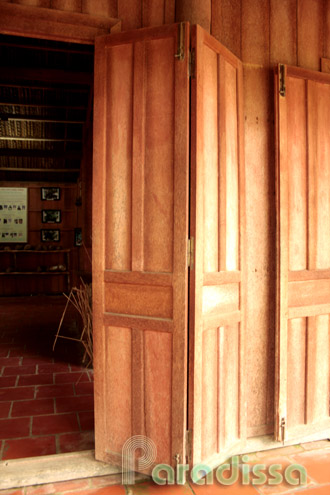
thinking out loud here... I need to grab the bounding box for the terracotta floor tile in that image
[35,383,74,399]
[0,402,11,419]
[26,479,90,495]
[0,489,24,495]
[0,357,21,367]
[292,450,330,484]
[190,479,261,494]
[74,381,94,396]
[79,411,94,431]
[283,487,330,495]
[54,372,90,384]
[58,431,94,453]
[56,395,94,413]
[22,356,54,366]
[38,363,70,374]
[0,417,30,439]
[18,373,54,386]
[128,481,193,495]
[3,365,36,376]
[32,413,80,435]
[11,398,54,417]
[64,487,126,495]
[2,435,56,460]
[0,376,17,387]
[0,386,34,402]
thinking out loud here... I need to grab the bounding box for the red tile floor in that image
[2,440,330,494]
[0,296,94,461]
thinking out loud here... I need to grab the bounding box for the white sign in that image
[0,188,28,243]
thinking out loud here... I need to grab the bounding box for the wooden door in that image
[189,25,246,468]
[275,65,330,442]
[92,23,190,468]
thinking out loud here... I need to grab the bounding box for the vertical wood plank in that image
[287,77,307,271]
[51,0,82,12]
[218,56,227,272]
[144,331,172,465]
[203,44,219,273]
[118,0,142,31]
[131,42,146,272]
[270,0,297,66]
[202,328,218,459]
[92,36,107,462]
[275,65,289,440]
[164,0,175,24]
[211,0,241,58]
[142,0,169,27]
[82,0,117,17]
[297,0,323,70]
[175,0,211,32]
[12,0,51,6]
[132,329,145,437]
[241,0,270,66]
[144,37,174,273]
[105,44,133,272]
[287,319,306,428]
[325,0,330,58]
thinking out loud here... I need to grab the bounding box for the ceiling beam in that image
[0,67,92,86]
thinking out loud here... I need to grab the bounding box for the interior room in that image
[0,34,94,461]
[0,1,330,494]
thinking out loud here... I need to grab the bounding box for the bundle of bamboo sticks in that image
[53,279,93,367]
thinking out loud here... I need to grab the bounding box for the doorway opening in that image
[0,34,94,462]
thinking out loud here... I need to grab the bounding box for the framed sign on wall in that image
[0,188,28,243]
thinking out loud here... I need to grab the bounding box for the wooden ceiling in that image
[0,34,94,182]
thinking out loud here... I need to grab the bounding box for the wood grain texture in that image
[244,67,275,437]
[297,0,323,70]
[12,0,51,6]
[241,0,270,65]
[326,0,330,58]
[175,0,211,32]
[51,0,82,12]
[0,2,118,43]
[276,65,330,443]
[189,25,246,465]
[211,0,241,59]
[118,0,142,31]
[270,0,297,66]
[82,0,117,17]
[93,23,189,468]
[142,0,174,27]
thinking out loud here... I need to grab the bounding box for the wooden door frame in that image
[0,4,123,489]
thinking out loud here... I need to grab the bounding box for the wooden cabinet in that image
[0,249,70,295]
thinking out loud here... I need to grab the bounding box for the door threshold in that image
[0,449,125,490]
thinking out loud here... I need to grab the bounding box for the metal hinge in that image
[185,429,192,463]
[279,64,286,97]
[280,417,286,444]
[187,237,194,269]
[189,49,195,78]
[175,22,185,61]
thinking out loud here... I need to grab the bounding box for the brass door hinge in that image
[280,417,286,444]
[185,429,192,463]
[279,64,286,97]
[189,49,195,78]
[187,237,194,269]
[175,22,185,61]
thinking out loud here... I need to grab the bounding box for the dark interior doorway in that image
[0,35,94,461]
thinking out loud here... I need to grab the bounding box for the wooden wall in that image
[2,0,329,440]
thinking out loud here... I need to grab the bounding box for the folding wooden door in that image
[92,22,246,470]
[275,64,330,442]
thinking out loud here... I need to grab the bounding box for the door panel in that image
[189,25,246,467]
[93,23,190,468]
[275,65,330,441]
